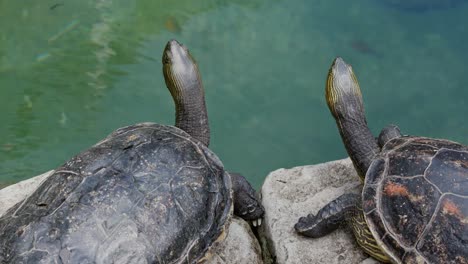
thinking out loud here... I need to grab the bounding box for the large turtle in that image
[295,57,468,263]
[0,40,264,264]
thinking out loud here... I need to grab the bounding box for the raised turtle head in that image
[325,57,379,180]
[163,40,199,84]
[162,40,210,146]
[326,57,364,119]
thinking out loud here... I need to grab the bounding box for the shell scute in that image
[365,157,386,184]
[417,195,468,264]
[413,137,466,151]
[365,208,387,239]
[380,177,441,247]
[387,143,438,177]
[402,250,427,264]
[381,234,407,261]
[425,149,468,196]
[381,137,409,152]
[362,185,377,213]
[365,136,468,263]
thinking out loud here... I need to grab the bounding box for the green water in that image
[1,0,467,188]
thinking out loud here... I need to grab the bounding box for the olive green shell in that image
[362,136,468,263]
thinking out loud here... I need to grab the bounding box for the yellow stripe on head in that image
[325,57,363,118]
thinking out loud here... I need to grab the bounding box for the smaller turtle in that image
[295,57,468,263]
[0,40,264,264]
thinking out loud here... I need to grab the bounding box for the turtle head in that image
[163,39,202,99]
[162,40,210,146]
[163,40,196,74]
[326,57,364,119]
[325,57,379,180]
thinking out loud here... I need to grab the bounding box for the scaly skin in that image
[163,40,264,224]
[296,57,390,263]
[163,40,210,147]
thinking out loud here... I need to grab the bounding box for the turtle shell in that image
[362,136,468,263]
[0,123,232,264]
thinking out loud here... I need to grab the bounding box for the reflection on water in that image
[0,0,467,188]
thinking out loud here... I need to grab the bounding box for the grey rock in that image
[0,170,53,217]
[0,171,262,264]
[260,158,380,264]
[206,217,263,264]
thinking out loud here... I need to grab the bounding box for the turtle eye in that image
[163,53,170,64]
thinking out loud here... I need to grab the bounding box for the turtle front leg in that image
[229,172,264,226]
[295,193,360,237]
[377,124,402,148]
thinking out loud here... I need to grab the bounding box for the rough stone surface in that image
[0,170,53,217]
[260,158,380,264]
[0,172,262,264]
[207,217,263,264]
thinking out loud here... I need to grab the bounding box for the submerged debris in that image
[165,16,182,33]
[23,95,33,109]
[36,52,51,62]
[49,3,64,11]
[48,19,79,43]
[2,143,14,152]
[59,112,68,126]
[349,39,382,58]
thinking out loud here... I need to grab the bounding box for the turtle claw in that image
[251,218,262,227]
[294,214,316,234]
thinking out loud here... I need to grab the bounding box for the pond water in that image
[1,0,467,188]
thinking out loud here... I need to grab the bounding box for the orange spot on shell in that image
[442,199,463,218]
[384,182,410,197]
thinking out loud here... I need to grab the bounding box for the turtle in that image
[0,39,264,264]
[295,57,468,263]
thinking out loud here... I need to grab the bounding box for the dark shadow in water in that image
[349,39,383,59]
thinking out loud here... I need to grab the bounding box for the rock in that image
[0,170,53,217]
[0,171,262,264]
[260,158,380,264]
[207,217,263,264]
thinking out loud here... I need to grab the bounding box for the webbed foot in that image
[229,172,264,226]
[295,213,323,237]
[295,193,360,238]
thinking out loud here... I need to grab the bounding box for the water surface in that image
[1,0,467,188]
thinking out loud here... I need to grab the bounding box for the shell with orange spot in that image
[362,136,468,264]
